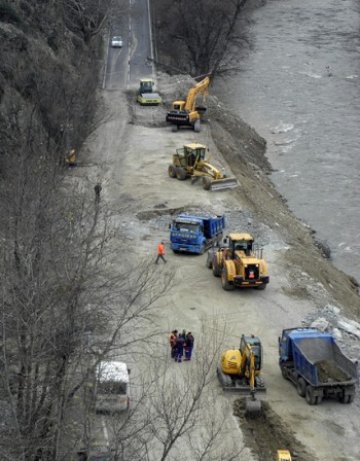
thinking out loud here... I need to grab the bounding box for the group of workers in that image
[157,244,195,362]
[169,330,194,363]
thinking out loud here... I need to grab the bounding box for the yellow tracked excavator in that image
[217,334,266,417]
[166,76,210,132]
[168,143,237,191]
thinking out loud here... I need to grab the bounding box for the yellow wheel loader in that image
[168,143,237,191]
[217,334,266,417]
[208,233,269,290]
[166,76,210,132]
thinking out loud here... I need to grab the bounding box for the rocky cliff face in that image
[0,2,108,459]
[0,0,103,176]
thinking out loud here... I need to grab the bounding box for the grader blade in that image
[210,177,238,191]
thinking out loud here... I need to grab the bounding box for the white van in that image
[95,361,130,413]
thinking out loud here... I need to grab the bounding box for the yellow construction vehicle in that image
[166,76,210,132]
[137,78,162,105]
[168,143,237,191]
[208,233,269,290]
[217,334,266,417]
[276,450,292,461]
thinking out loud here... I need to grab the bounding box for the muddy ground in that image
[73,70,360,460]
[234,399,312,461]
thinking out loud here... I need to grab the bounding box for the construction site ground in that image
[69,72,360,461]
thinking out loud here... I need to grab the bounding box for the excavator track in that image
[217,367,266,393]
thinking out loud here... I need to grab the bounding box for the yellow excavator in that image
[168,143,237,191]
[209,233,269,290]
[217,334,266,417]
[166,76,210,132]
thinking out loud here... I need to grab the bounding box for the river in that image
[216,0,360,282]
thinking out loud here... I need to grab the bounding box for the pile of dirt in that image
[316,360,350,383]
[233,399,317,461]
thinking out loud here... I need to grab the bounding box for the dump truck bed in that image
[291,333,357,387]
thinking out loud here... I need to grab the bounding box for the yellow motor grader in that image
[168,143,237,191]
[207,232,269,290]
[217,334,266,417]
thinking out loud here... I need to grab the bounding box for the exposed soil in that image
[316,360,350,383]
[233,399,315,461]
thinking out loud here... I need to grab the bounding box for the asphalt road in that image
[104,0,154,90]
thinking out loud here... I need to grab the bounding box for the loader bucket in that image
[245,396,262,418]
[209,177,238,191]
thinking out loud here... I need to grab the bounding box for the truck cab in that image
[170,212,225,255]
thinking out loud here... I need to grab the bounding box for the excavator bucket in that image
[245,396,262,418]
[209,177,238,191]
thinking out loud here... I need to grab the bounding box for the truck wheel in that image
[194,120,201,132]
[176,167,187,180]
[296,377,306,397]
[212,257,221,277]
[305,385,317,405]
[281,366,289,380]
[221,267,235,291]
[171,125,179,132]
[202,177,212,190]
[340,392,354,404]
[168,165,176,178]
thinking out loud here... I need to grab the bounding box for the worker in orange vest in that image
[155,241,167,264]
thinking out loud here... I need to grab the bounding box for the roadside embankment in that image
[155,72,360,318]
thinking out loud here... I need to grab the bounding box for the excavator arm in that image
[184,76,210,112]
[245,347,262,417]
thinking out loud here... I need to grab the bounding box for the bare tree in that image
[95,321,245,461]
[153,0,251,75]
[0,90,174,459]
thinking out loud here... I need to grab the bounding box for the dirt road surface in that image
[69,73,360,461]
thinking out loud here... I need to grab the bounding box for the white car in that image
[111,36,123,48]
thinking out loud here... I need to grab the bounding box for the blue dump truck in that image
[279,327,358,405]
[170,213,225,254]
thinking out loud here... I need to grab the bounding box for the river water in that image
[216,0,360,282]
